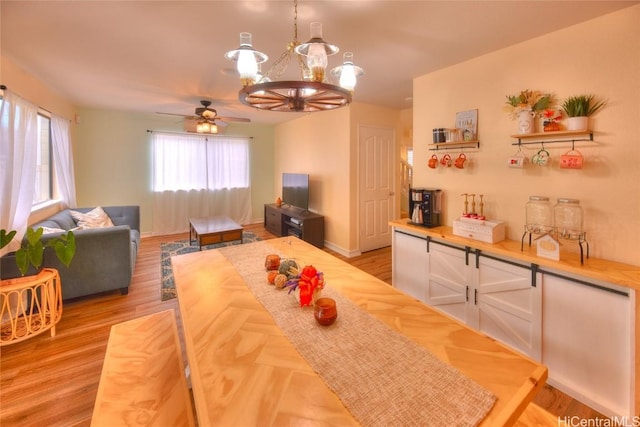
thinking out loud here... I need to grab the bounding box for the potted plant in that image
[505,89,553,134]
[560,94,606,131]
[1,228,75,276]
[1,228,75,344]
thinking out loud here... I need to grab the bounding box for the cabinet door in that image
[542,275,633,418]
[392,231,428,301]
[425,242,470,323]
[264,205,282,236]
[472,255,541,360]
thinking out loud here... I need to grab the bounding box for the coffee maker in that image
[409,188,442,228]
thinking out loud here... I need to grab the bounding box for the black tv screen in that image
[282,173,309,210]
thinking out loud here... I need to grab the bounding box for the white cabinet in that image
[542,273,634,419]
[426,241,541,359]
[392,230,428,301]
[393,231,541,359]
[424,241,470,323]
[473,254,541,361]
[391,225,637,419]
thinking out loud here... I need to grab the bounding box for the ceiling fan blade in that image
[218,116,251,123]
[156,112,201,120]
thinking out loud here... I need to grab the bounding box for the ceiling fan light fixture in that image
[196,120,218,134]
[225,0,362,112]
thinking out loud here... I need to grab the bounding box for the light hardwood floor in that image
[0,223,603,426]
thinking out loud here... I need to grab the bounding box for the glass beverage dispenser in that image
[525,196,553,235]
[554,198,583,239]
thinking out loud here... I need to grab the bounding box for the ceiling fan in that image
[158,100,250,133]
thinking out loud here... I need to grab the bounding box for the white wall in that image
[274,102,403,254]
[73,109,276,233]
[413,5,640,265]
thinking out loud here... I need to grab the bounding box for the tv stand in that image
[264,204,324,248]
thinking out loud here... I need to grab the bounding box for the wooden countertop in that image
[391,219,640,292]
[172,237,547,427]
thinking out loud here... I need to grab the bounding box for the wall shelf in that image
[428,140,480,151]
[511,130,593,146]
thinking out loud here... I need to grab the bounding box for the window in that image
[34,114,53,205]
[152,132,250,192]
[1,92,53,206]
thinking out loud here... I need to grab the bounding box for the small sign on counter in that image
[535,234,560,261]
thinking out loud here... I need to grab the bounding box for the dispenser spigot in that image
[460,193,469,216]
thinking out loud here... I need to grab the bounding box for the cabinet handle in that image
[465,286,469,302]
[474,289,478,305]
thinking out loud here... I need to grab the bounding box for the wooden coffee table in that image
[188,216,243,250]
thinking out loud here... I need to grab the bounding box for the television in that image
[282,173,309,211]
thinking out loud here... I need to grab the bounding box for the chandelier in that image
[224,0,364,112]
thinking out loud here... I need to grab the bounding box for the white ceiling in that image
[2,1,636,125]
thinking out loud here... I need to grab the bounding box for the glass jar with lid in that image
[525,196,553,234]
[554,198,583,239]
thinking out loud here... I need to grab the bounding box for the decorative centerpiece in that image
[314,297,337,326]
[285,265,325,307]
[504,89,553,134]
[265,255,300,289]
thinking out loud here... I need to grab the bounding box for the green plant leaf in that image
[25,227,44,246]
[0,229,17,250]
[15,248,30,276]
[52,231,75,267]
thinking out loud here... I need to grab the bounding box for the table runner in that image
[218,241,496,426]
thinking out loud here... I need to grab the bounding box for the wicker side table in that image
[0,268,63,346]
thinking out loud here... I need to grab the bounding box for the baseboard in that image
[323,241,362,258]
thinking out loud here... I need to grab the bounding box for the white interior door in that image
[359,125,395,252]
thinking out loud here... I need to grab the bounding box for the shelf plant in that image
[504,89,553,118]
[561,94,606,130]
[0,228,75,276]
[560,95,606,117]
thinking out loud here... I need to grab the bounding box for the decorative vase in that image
[517,110,536,134]
[567,116,588,131]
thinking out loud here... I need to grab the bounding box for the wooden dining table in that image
[172,237,547,427]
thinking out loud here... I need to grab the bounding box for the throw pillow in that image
[70,206,114,229]
[41,226,66,234]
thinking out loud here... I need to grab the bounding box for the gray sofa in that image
[1,206,140,300]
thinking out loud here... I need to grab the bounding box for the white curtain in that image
[51,114,77,208]
[151,132,252,235]
[0,90,38,254]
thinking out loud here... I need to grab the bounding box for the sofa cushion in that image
[71,206,114,229]
[35,210,77,230]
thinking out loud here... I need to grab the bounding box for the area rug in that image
[160,232,260,301]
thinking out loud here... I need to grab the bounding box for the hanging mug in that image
[454,153,467,169]
[532,148,550,166]
[507,149,526,168]
[560,149,583,169]
[428,154,438,169]
[440,153,452,167]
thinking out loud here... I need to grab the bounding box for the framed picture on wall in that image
[455,109,478,141]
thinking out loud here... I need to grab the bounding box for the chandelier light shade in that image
[224,32,269,87]
[224,0,363,112]
[331,52,365,92]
